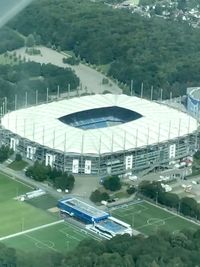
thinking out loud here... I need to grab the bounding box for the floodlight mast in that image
[46,87,49,103]
[130,80,133,96]
[150,85,153,101]
[57,85,60,99]
[14,94,17,110]
[25,91,28,107]
[35,90,38,105]
[68,84,70,99]
[140,82,143,99]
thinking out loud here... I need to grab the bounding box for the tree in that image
[15,153,22,161]
[103,175,121,191]
[90,189,102,203]
[54,172,75,191]
[25,34,35,47]
[25,161,50,181]
[180,197,198,218]
[158,192,179,209]
[138,180,164,200]
[126,185,136,195]
[0,145,13,162]
[90,190,110,203]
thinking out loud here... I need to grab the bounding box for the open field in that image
[3,221,100,253]
[8,160,28,171]
[0,172,57,237]
[0,54,19,65]
[0,171,100,253]
[111,201,200,236]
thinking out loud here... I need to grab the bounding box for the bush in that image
[90,190,110,203]
[25,161,50,182]
[102,78,109,85]
[90,190,102,203]
[0,145,13,163]
[15,153,22,161]
[126,186,136,195]
[54,173,75,191]
[103,175,121,191]
[63,56,80,65]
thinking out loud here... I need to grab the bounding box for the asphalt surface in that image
[15,46,122,96]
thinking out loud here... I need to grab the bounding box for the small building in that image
[58,197,132,239]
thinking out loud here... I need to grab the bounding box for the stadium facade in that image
[0,94,198,176]
[187,87,200,118]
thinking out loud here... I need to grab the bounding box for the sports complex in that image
[1,169,199,253]
[0,94,198,176]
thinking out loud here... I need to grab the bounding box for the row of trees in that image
[8,0,200,97]
[25,161,75,191]
[2,228,200,266]
[0,61,79,108]
[139,180,200,220]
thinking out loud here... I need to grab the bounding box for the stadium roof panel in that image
[1,94,198,155]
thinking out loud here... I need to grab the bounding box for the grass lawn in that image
[0,172,57,237]
[0,172,100,253]
[3,221,98,253]
[26,194,58,210]
[98,63,111,74]
[111,200,200,236]
[111,191,129,199]
[8,160,28,171]
[0,54,19,65]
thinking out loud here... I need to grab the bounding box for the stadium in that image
[187,87,200,118]
[0,94,198,176]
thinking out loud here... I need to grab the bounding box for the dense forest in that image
[2,229,200,267]
[0,26,24,53]
[0,61,79,108]
[7,0,200,98]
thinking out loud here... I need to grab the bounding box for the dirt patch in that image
[48,207,59,213]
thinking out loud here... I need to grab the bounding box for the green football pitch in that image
[0,172,58,237]
[0,172,99,252]
[3,221,101,253]
[111,201,200,236]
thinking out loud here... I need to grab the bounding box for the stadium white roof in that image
[1,94,198,155]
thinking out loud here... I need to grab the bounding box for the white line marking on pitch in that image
[0,220,64,241]
[25,234,57,252]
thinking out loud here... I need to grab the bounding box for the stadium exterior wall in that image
[187,87,200,118]
[0,128,198,176]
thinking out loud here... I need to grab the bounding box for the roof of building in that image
[59,198,109,220]
[188,87,200,100]
[1,94,198,155]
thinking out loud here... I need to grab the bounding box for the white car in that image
[56,189,62,193]
[129,175,138,181]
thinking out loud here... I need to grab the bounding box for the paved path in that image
[15,46,122,96]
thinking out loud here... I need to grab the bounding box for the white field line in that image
[110,200,144,211]
[136,215,176,230]
[0,220,64,241]
[59,228,81,242]
[25,234,58,252]
[144,200,200,226]
[63,221,102,241]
